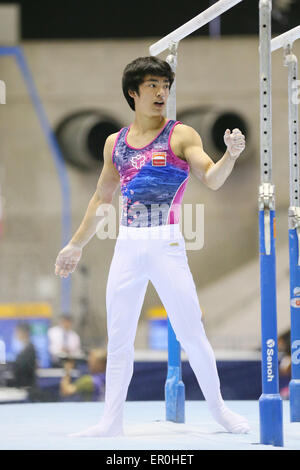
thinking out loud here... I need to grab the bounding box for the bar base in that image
[290,379,300,422]
[259,393,284,447]
[165,367,185,423]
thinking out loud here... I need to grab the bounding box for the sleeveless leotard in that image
[112,119,190,227]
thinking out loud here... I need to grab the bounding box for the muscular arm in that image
[174,125,245,190]
[69,134,120,248]
[55,133,120,278]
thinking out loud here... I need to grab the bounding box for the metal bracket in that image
[259,183,275,255]
[289,206,300,266]
[284,43,293,64]
[259,0,272,8]
[166,41,178,69]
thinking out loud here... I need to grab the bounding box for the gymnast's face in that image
[130,75,170,116]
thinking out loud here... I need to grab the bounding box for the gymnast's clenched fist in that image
[224,128,246,159]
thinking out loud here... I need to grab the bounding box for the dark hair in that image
[122,56,175,111]
[60,312,73,321]
[16,322,31,336]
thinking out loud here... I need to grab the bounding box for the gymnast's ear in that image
[128,89,137,99]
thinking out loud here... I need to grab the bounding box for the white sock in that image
[209,403,250,434]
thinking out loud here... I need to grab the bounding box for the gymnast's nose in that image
[156,87,165,99]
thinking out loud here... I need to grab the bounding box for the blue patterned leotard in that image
[112,119,190,227]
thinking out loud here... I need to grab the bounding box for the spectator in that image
[278,329,291,399]
[11,323,37,389]
[48,313,82,366]
[60,348,106,401]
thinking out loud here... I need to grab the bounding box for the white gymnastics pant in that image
[101,223,224,435]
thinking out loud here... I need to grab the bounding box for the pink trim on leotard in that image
[167,175,189,224]
[111,128,124,166]
[124,119,170,150]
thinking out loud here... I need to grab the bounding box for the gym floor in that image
[0,400,299,450]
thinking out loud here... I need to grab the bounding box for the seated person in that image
[10,323,37,389]
[48,313,82,366]
[60,348,106,401]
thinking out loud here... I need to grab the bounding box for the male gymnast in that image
[55,56,250,437]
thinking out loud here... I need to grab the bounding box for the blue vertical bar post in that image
[0,46,72,313]
[165,318,185,423]
[284,45,300,421]
[164,42,185,423]
[289,226,300,420]
[258,0,283,446]
[259,208,283,446]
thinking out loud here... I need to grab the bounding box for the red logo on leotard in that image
[152,152,166,166]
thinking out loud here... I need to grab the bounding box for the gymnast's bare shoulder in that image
[95,133,121,196]
[170,123,205,162]
[104,132,120,160]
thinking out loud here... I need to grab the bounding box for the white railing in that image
[149,0,244,56]
[271,25,300,52]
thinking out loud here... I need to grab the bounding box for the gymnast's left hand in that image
[224,128,246,160]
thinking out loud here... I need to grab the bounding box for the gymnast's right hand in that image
[55,243,82,278]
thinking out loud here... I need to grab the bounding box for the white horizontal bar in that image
[149,0,244,56]
[271,25,300,52]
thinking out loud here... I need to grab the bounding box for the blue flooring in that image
[0,400,299,450]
